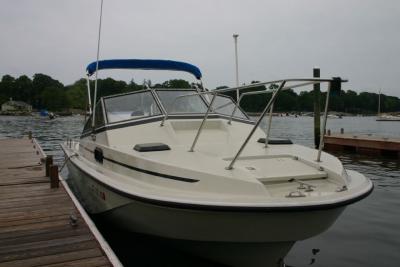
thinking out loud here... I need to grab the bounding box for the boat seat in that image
[257,138,293,145]
[134,143,171,152]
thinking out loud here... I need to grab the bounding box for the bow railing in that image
[161,77,346,169]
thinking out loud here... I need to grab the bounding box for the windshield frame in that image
[154,88,210,116]
[98,88,252,127]
[212,94,250,120]
[102,89,164,125]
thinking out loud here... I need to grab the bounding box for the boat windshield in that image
[213,95,248,119]
[156,90,208,114]
[156,89,248,119]
[104,91,162,123]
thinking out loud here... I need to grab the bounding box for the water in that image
[1,115,399,266]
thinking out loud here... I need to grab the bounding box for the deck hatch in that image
[134,143,171,152]
[258,138,293,145]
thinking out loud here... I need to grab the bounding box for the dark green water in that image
[1,115,399,267]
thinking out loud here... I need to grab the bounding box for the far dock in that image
[324,130,400,158]
[0,137,122,267]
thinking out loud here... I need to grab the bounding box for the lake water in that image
[1,115,399,267]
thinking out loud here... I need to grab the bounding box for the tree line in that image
[218,81,400,114]
[0,74,399,114]
[0,74,191,111]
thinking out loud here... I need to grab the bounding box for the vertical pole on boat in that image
[91,0,104,130]
[233,34,240,102]
[86,76,92,115]
[313,67,321,148]
[316,82,331,162]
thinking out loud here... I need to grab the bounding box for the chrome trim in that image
[226,82,286,170]
[189,92,217,152]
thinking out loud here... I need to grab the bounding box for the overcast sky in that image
[1,0,399,96]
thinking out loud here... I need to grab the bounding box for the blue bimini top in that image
[86,59,202,80]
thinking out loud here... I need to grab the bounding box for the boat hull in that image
[66,159,345,266]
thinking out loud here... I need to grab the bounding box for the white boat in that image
[376,114,400,121]
[376,90,400,121]
[62,59,373,267]
[327,114,343,119]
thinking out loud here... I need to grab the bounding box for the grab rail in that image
[225,77,345,169]
[225,82,285,169]
[157,77,346,166]
[228,89,270,125]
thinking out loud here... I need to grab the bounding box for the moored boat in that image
[62,59,373,266]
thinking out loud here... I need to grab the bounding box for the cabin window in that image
[156,90,208,114]
[94,101,105,128]
[82,115,92,133]
[104,91,162,123]
[213,95,248,119]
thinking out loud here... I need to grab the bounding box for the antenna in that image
[92,0,104,129]
[233,34,239,102]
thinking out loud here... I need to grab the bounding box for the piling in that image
[45,155,53,177]
[50,164,59,188]
[313,67,321,148]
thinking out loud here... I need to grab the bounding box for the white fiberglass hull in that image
[66,158,347,266]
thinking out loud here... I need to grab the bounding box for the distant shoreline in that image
[0,109,86,117]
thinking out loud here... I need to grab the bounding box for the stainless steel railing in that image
[159,77,346,168]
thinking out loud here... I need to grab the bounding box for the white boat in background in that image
[376,114,400,121]
[62,59,373,267]
[327,114,343,119]
[376,90,400,121]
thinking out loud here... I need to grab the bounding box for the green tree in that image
[90,78,128,102]
[66,79,87,109]
[126,79,143,92]
[0,75,16,104]
[14,75,33,103]
[32,74,64,109]
[161,79,191,89]
[40,86,69,111]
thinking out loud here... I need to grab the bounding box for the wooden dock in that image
[0,137,121,267]
[324,132,400,158]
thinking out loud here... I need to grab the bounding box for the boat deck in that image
[0,137,119,267]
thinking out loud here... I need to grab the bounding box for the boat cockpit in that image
[82,88,249,137]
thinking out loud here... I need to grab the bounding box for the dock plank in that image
[324,133,400,158]
[0,138,114,267]
[0,248,103,267]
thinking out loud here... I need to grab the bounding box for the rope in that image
[59,153,78,173]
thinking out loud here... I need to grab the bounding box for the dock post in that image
[28,131,32,139]
[340,128,344,134]
[50,165,59,188]
[313,67,321,148]
[45,155,53,177]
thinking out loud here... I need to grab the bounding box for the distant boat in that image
[376,114,400,121]
[39,109,49,117]
[327,114,342,119]
[376,90,400,121]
